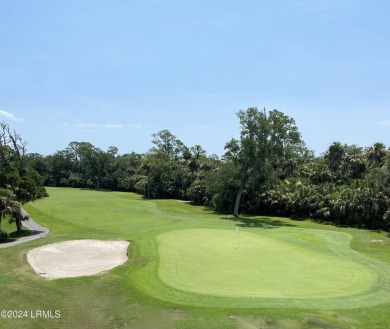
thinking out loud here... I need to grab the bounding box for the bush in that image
[0,229,9,242]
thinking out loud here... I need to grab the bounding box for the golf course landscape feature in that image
[0,187,389,329]
[27,239,130,278]
[157,228,376,299]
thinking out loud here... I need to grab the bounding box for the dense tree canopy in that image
[0,122,47,234]
[224,108,307,216]
[2,108,390,232]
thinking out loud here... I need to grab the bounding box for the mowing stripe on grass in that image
[157,228,376,299]
[11,188,390,313]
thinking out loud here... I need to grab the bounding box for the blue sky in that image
[0,0,389,156]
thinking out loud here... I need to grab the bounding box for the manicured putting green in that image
[157,228,376,299]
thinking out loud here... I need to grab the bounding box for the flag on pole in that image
[236,226,239,231]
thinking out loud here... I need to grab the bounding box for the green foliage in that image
[204,161,239,212]
[15,169,48,202]
[20,109,390,231]
[237,139,390,231]
[2,187,388,329]
[0,229,8,241]
[224,108,307,216]
[0,161,20,188]
[0,122,47,232]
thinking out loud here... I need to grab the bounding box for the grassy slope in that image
[0,187,388,329]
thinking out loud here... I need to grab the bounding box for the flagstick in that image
[236,226,240,249]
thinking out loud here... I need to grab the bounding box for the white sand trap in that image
[27,240,130,279]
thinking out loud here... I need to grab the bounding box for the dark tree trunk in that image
[233,163,248,217]
[15,214,22,232]
[147,176,150,199]
[96,177,100,190]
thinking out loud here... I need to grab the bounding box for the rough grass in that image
[0,187,389,329]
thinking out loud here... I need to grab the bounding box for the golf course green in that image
[158,228,375,299]
[0,187,389,329]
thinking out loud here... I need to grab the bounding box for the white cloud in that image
[102,123,124,129]
[75,121,99,128]
[126,124,142,129]
[75,121,141,129]
[376,120,390,126]
[0,109,24,122]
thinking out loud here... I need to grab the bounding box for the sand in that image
[27,239,130,279]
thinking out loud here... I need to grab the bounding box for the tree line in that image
[0,122,47,239]
[1,108,390,238]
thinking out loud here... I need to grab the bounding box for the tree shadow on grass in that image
[0,229,31,244]
[221,216,296,229]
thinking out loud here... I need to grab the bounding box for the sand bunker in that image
[27,240,130,279]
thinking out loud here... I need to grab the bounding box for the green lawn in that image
[0,216,30,241]
[0,187,389,329]
[158,228,375,300]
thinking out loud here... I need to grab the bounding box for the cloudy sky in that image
[1,0,389,156]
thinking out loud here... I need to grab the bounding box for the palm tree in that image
[0,189,10,225]
[324,142,346,179]
[365,143,387,168]
[0,189,22,232]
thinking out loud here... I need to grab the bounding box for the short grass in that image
[0,187,389,329]
[0,216,30,243]
[158,228,375,300]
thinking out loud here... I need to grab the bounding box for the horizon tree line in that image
[1,108,390,238]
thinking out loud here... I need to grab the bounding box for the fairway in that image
[157,228,376,299]
[1,188,390,329]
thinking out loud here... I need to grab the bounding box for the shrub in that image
[0,229,9,242]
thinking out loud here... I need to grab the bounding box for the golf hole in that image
[157,228,376,299]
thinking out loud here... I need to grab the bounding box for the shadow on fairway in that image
[0,229,31,244]
[221,216,296,229]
